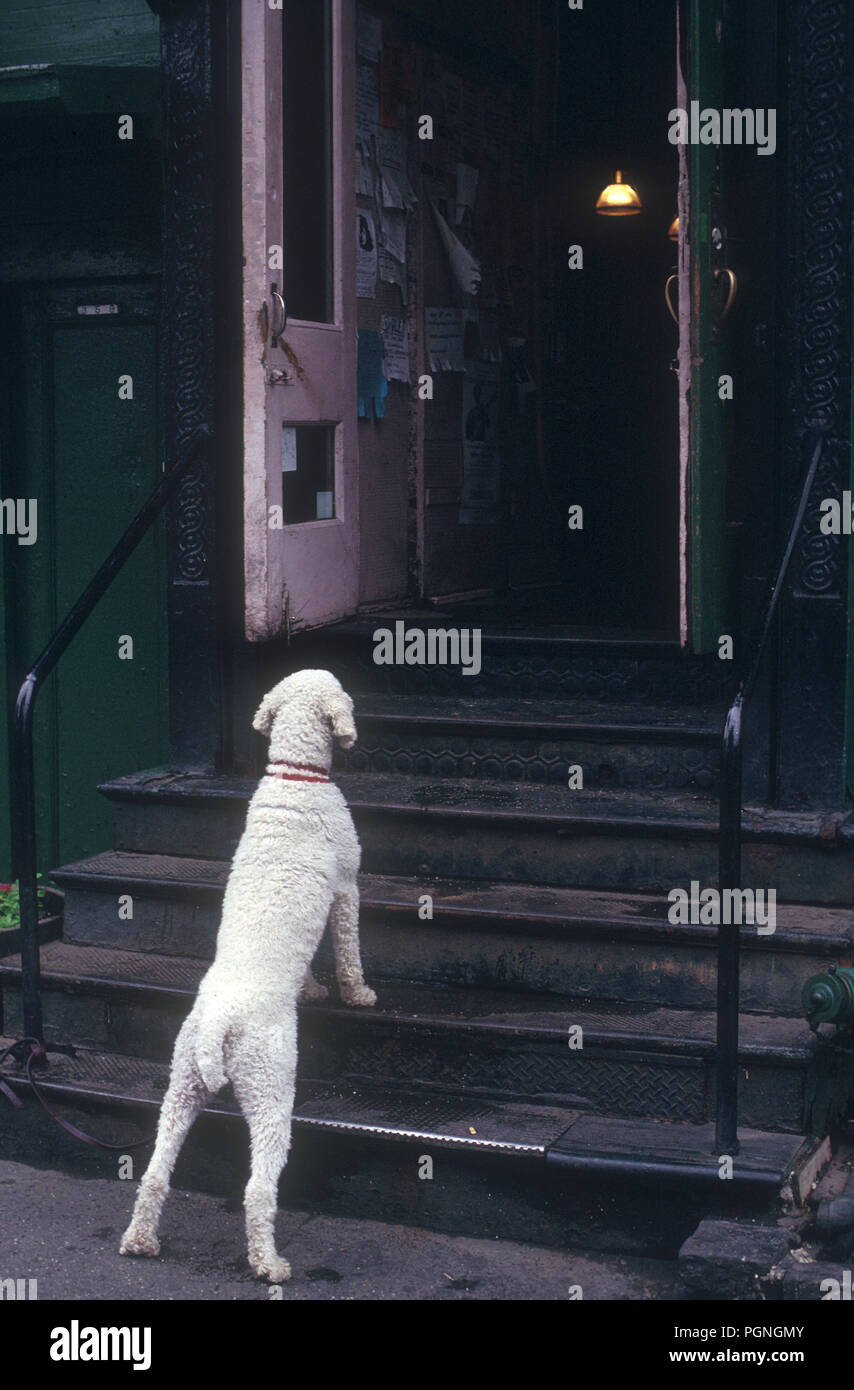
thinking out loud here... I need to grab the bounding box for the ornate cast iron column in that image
[777,0,853,807]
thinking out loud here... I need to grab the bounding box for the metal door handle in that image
[271,288,287,347]
[664,268,737,329]
[665,273,678,325]
[714,267,737,326]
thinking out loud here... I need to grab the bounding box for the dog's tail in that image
[195,1002,231,1094]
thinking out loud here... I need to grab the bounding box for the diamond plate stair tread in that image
[548,1114,805,1178]
[0,1038,574,1154]
[0,944,815,1059]
[97,769,853,844]
[349,692,722,739]
[292,1087,577,1153]
[46,855,853,950]
[0,1037,804,1172]
[0,940,206,993]
[322,617,682,648]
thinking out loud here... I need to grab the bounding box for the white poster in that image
[460,361,501,525]
[381,314,410,383]
[357,5,382,61]
[356,211,377,298]
[425,307,465,372]
[356,63,379,150]
[379,246,407,303]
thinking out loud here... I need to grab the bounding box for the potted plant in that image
[0,879,63,958]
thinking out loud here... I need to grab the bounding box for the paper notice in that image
[357,330,388,420]
[455,163,479,227]
[460,360,501,524]
[380,206,407,264]
[381,314,410,383]
[377,127,417,210]
[379,246,407,303]
[425,307,465,372]
[355,144,375,197]
[357,211,378,298]
[356,63,380,150]
[357,5,382,62]
[431,201,481,296]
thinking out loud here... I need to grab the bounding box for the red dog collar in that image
[266,760,330,783]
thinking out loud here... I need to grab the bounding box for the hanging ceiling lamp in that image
[668,213,679,241]
[595,170,642,216]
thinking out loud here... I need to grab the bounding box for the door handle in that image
[271,287,287,347]
[714,267,737,326]
[664,273,678,325]
[664,268,738,328]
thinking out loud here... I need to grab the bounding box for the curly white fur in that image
[119,669,376,1282]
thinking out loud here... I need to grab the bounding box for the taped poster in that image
[357,4,382,62]
[377,127,417,211]
[379,245,407,303]
[379,206,407,264]
[356,63,379,150]
[357,330,388,420]
[357,211,377,298]
[455,163,479,228]
[425,307,464,372]
[381,314,410,383]
[460,361,501,525]
[431,201,481,296]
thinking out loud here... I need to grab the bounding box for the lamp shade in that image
[595,170,642,216]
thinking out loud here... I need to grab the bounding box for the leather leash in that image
[0,1038,155,1151]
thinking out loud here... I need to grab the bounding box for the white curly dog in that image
[120,668,376,1282]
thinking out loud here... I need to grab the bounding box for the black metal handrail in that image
[716,429,825,1155]
[12,430,212,1043]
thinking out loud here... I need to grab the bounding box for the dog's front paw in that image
[120,1227,161,1259]
[341,983,377,1008]
[250,1255,292,1284]
[299,980,329,1003]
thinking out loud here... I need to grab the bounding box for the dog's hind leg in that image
[298,962,329,1002]
[120,1032,208,1259]
[329,886,376,1007]
[231,1026,296,1283]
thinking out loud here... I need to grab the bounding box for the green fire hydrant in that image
[802,965,854,1028]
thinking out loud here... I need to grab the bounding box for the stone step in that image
[1,944,842,1133]
[0,1035,812,1256]
[47,853,853,1015]
[290,621,734,705]
[98,770,854,902]
[339,692,722,793]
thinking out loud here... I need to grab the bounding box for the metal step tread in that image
[44,854,854,953]
[320,617,685,653]
[0,1036,805,1178]
[0,944,818,1060]
[0,1037,574,1155]
[547,1114,806,1185]
[347,691,723,741]
[97,769,854,845]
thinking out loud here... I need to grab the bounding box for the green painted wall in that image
[0,0,159,68]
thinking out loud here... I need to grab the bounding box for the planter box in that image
[0,889,63,959]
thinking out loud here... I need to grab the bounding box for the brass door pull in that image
[664,268,738,328]
[714,267,737,325]
[665,273,678,325]
[271,287,287,348]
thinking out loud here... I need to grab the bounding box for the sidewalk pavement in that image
[0,1158,684,1301]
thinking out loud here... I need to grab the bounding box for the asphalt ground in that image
[0,1157,684,1302]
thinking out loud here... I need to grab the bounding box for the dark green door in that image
[2,279,168,875]
[685,0,735,653]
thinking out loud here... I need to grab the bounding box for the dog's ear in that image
[253,684,286,738]
[325,690,357,749]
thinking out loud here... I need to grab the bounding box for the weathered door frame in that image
[241,0,359,641]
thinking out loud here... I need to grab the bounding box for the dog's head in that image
[253,669,357,761]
